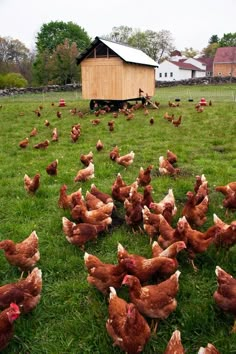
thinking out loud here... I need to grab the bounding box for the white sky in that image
[0,0,235,52]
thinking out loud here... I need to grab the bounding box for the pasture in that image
[0,84,236,353]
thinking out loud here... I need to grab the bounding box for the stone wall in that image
[0,83,82,97]
[156,76,236,87]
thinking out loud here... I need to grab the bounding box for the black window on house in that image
[170,72,173,77]
[159,73,162,77]
[164,72,167,77]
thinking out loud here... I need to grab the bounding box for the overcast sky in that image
[0,0,235,52]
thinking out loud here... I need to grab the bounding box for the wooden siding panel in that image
[213,63,236,77]
[81,58,155,100]
[122,63,155,98]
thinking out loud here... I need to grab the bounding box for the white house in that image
[156,57,206,82]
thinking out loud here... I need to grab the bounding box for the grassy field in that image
[0,84,236,353]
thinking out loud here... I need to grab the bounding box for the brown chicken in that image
[70,126,80,143]
[34,139,50,149]
[195,180,209,204]
[108,120,115,132]
[19,137,29,148]
[74,162,95,182]
[223,191,236,213]
[24,173,40,194]
[109,145,120,161]
[85,190,105,210]
[71,200,113,225]
[149,188,177,219]
[215,181,236,195]
[157,214,186,249]
[215,183,236,213]
[51,127,58,142]
[77,110,84,118]
[194,174,207,194]
[164,329,185,354]
[106,287,151,354]
[96,139,104,151]
[122,271,181,331]
[84,253,128,295]
[29,127,38,137]
[198,343,220,354]
[124,195,143,232]
[0,231,40,274]
[136,165,153,187]
[46,159,58,176]
[80,151,93,166]
[115,151,135,168]
[149,117,154,125]
[56,110,62,118]
[213,266,236,333]
[159,156,180,176]
[44,119,50,127]
[91,118,101,125]
[112,174,138,203]
[142,184,154,208]
[166,149,177,164]
[117,243,177,283]
[176,216,216,271]
[0,303,21,352]
[0,267,42,313]
[90,184,113,204]
[213,214,236,249]
[182,192,209,227]
[152,241,186,269]
[142,206,161,243]
[164,112,174,121]
[172,115,182,127]
[58,184,82,210]
[62,217,106,249]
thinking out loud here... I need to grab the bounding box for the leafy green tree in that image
[36,21,91,54]
[105,26,133,43]
[48,39,80,84]
[34,21,90,85]
[219,32,236,47]
[33,40,80,85]
[182,47,199,58]
[209,35,219,44]
[202,42,219,58]
[32,50,52,85]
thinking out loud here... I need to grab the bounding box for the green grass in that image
[0,84,236,353]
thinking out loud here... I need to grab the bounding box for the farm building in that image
[213,47,236,77]
[156,57,207,82]
[76,37,158,109]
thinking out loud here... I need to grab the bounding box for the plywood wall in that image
[81,57,155,100]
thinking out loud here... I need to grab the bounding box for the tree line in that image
[0,21,235,88]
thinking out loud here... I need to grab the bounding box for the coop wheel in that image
[90,100,95,110]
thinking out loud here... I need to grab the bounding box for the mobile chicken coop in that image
[76,37,158,110]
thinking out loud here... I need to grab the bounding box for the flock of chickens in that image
[0,98,235,353]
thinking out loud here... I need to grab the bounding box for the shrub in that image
[0,72,28,88]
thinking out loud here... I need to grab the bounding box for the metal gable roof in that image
[170,60,205,71]
[214,47,236,63]
[77,36,158,67]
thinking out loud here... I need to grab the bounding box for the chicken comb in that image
[10,303,20,312]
